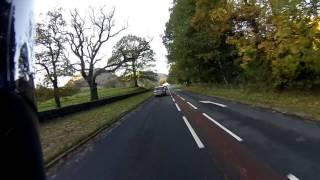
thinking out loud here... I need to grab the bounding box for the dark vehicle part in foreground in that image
[0,0,46,180]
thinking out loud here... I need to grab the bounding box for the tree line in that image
[163,0,320,89]
[35,7,155,108]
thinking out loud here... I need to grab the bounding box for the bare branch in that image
[67,6,126,100]
[36,62,54,83]
[35,8,73,90]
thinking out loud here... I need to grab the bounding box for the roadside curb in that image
[44,92,153,169]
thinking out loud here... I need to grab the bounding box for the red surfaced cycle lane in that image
[173,93,287,180]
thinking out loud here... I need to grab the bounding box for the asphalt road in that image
[48,88,320,180]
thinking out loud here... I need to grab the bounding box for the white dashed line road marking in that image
[175,103,181,111]
[200,101,227,108]
[178,95,185,101]
[202,113,243,142]
[287,174,299,180]
[182,116,205,149]
[187,102,198,109]
[168,88,173,97]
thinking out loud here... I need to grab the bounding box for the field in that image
[37,87,142,112]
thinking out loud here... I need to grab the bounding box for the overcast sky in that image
[34,0,172,85]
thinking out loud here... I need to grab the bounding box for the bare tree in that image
[35,9,73,108]
[67,7,126,101]
[109,35,155,87]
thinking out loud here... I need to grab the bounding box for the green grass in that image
[37,87,142,112]
[40,92,152,163]
[185,85,320,121]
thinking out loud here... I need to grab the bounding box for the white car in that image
[154,86,166,96]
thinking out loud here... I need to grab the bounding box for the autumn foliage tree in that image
[164,0,320,89]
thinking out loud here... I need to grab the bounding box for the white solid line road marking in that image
[202,113,243,142]
[182,116,205,149]
[200,101,227,108]
[287,174,299,180]
[175,103,181,111]
[168,87,173,97]
[187,102,198,109]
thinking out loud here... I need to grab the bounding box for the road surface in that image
[48,88,320,180]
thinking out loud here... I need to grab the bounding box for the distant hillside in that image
[69,71,168,90]
[70,72,130,90]
[157,73,168,81]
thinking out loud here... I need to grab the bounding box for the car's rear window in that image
[155,87,163,90]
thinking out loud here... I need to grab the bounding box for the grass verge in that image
[185,85,320,121]
[40,91,152,165]
[38,87,142,112]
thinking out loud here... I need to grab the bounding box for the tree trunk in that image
[198,63,201,83]
[133,73,138,87]
[52,83,61,108]
[217,59,229,85]
[132,60,138,87]
[89,82,99,101]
